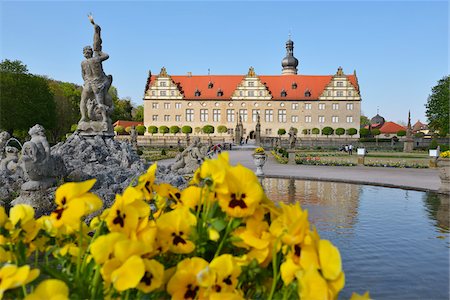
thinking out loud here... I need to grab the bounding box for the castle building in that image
[143,39,361,138]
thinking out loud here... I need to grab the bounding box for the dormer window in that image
[208,81,214,89]
[281,89,287,97]
[217,89,224,96]
[304,90,311,97]
[292,82,297,89]
[195,89,201,97]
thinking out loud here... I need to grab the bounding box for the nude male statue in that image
[79,14,113,125]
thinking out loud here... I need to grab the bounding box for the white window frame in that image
[175,115,181,122]
[318,116,325,123]
[152,102,159,109]
[291,115,299,123]
[227,109,235,122]
[152,115,158,121]
[337,91,344,97]
[164,115,170,122]
[332,103,339,110]
[278,109,287,123]
[213,109,221,122]
[265,109,273,122]
[175,102,182,109]
[305,103,312,110]
[164,102,170,109]
[346,103,354,110]
[239,109,248,122]
[186,109,194,122]
[346,116,353,123]
[252,109,260,122]
[318,103,325,110]
[305,116,312,123]
[292,103,299,110]
[200,109,208,122]
[332,116,339,123]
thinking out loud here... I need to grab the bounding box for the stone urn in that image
[437,158,450,194]
[253,153,267,176]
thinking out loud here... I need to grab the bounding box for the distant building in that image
[366,113,406,138]
[412,120,429,134]
[143,39,362,138]
[113,120,144,129]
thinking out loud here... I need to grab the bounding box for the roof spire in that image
[281,38,299,75]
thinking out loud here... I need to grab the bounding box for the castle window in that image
[208,81,214,89]
[160,91,166,96]
[248,81,254,87]
[160,82,166,87]
[292,103,299,110]
[281,89,287,97]
[304,90,311,97]
[336,81,343,87]
[248,91,255,97]
[292,82,297,89]
[217,89,224,96]
[337,91,344,97]
[195,89,201,97]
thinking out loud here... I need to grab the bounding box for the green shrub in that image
[70,124,78,132]
[136,125,146,135]
[218,125,227,134]
[278,128,286,136]
[347,128,358,137]
[360,128,370,137]
[312,128,320,135]
[161,148,167,156]
[125,126,132,134]
[159,126,169,135]
[148,126,158,135]
[397,130,406,137]
[371,128,381,137]
[335,128,345,136]
[322,127,334,137]
[182,126,193,134]
[114,125,125,135]
[429,138,438,149]
[202,125,215,135]
[170,126,180,135]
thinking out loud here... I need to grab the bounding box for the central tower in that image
[281,39,299,75]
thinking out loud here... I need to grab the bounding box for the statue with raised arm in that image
[78,14,114,136]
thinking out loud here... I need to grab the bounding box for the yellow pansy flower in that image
[136,163,157,200]
[24,279,69,300]
[90,232,128,265]
[110,255,145,291]
[156,207,197,254]
[297,267,329,300]
[137,259,165,293]
[50,179,102,230]
[270,203,310,246]
[0,264,39,298]
[318,239,342,281]
[209,254,241,293]
[167,257,209,300]
[180,186,214,211]
[216,164,263,218]
[192,152,230,194]
[350,291,371,300]
[105,190,141,238]
[280,257,301,285]
[9,204,41,243]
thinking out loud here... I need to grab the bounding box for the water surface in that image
[262,178,449,299]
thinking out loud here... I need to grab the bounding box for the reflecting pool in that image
[262,178,449,299]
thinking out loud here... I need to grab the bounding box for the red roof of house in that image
[113,120,144,128]
[413,120,428,132]
[379,122,406,134]
[147,74,360,100]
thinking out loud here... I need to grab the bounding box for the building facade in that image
[143,39,361,138]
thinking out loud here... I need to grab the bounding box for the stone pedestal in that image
[357,156,365,165]
[288,150,296,165]
[12,189,55,215]
[437,158,450,194]
[403,138,414,152]
[357,148,366,166]
[253,154,267,176]
[78,120,114,138]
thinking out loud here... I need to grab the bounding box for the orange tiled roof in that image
[113,120,144,128]
[379,122,406,134]
[147,74,359,100]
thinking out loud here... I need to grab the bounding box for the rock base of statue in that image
[253,153,267,176]
[12,189,56,217]
[78,120,115,137]
[403,138,414,153]
[437,158,450,194]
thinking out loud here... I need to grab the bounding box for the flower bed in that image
[363,161,428,168]
[271,150,288,164]
[0,153,369,299]
[295,157,356,167]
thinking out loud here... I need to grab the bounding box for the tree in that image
[218,125,228,135]
[360,115,370,128]
[111,97,133,123]
[397,130,406,137]
[278,128,286,136]
[359,128,370,137]
[170,125,180,135]
[335,128,345,137]
[312,128,320,136]
[148,126,158,135]
[202,125,215,136]
[302,129,309,135]
[371,128,381,146]
[159,125,169,135]
[347,128,358,137]
[114,125,125,135]
[0,59,28,74]
[322,126,334,137]
[415,132,425,138]
[136,125,146,135]
[132,105,144,122]
[426,76,449,136]
[0,60,56,134]
[182,126,193,135]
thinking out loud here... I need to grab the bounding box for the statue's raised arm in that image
[88,13,103,53]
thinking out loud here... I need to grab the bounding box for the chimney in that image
[187,72,192,77]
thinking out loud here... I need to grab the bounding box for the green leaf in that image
[211,219,227,232]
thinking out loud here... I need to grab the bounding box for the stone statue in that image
[78,14,114,136]
[0,146,19,174]
[20,124,65,190]
[0,131,11,159]
[255,113,261,146]
[171,137,206,175]
[288,127,297,149]
[130,126,138,150]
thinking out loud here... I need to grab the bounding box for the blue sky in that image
[1,1,448,124]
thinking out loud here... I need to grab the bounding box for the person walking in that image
[349,144,353,155]
[344,145,349,153]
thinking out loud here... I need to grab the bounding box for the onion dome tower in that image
[281,39,299,75]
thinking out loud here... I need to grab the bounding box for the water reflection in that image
[423,193,449,232]
[262,178,362,236]
[262,178,449,299]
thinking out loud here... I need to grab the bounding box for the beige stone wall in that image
[144,98,361,137]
